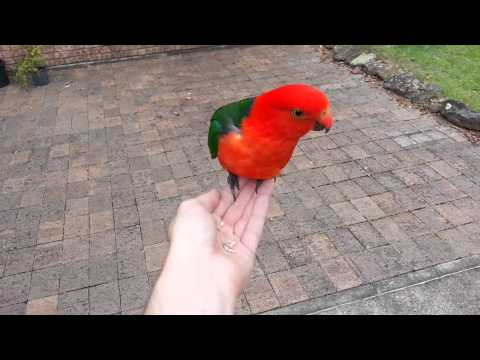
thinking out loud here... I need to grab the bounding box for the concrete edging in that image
[324,45,480,132]
[261,254,480,315]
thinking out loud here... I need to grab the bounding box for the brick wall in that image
[0,45,212,72]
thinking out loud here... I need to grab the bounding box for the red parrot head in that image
[251,84,333,140]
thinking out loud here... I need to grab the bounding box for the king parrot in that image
[208,84,333,199]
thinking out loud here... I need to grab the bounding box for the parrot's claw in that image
[227,173,240,201]
[255,180,264,194]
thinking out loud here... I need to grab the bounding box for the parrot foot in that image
[227,173,240,200]
[255,180,264,193]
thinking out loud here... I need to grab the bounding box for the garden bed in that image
[327,45,480,133]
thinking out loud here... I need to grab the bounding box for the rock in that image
[428,97,448,113]
[383,72,442,104]
[350,53,376,67]
[323,45,335,49]
[440,100,480,131]
[333,45,362,63]
[364,60,396,81]
[351,67,363,74]
[428,101,443,113]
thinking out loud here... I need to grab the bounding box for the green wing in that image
[208,97,255,159]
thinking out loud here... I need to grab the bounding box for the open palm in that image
[145,178,274,315]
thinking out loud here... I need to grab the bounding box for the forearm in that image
[144,255,236,315]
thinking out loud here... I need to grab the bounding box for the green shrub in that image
[15,46,47,88]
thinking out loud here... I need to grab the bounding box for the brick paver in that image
[1,45,480,315]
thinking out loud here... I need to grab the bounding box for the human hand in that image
[144,178,275,315]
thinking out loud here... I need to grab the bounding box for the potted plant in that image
[0,59,9,88]
[15,45,49,88]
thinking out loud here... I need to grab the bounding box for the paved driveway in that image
[1,45,480,315]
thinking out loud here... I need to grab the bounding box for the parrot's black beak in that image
[313,123,330,133]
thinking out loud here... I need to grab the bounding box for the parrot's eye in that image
[292,109,304,118]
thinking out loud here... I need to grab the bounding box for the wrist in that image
[145,262,236,315]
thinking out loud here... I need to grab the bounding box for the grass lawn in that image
[362,45,480,112]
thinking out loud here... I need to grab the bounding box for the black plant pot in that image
[31,67,49,87]
[0,59,9,88]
